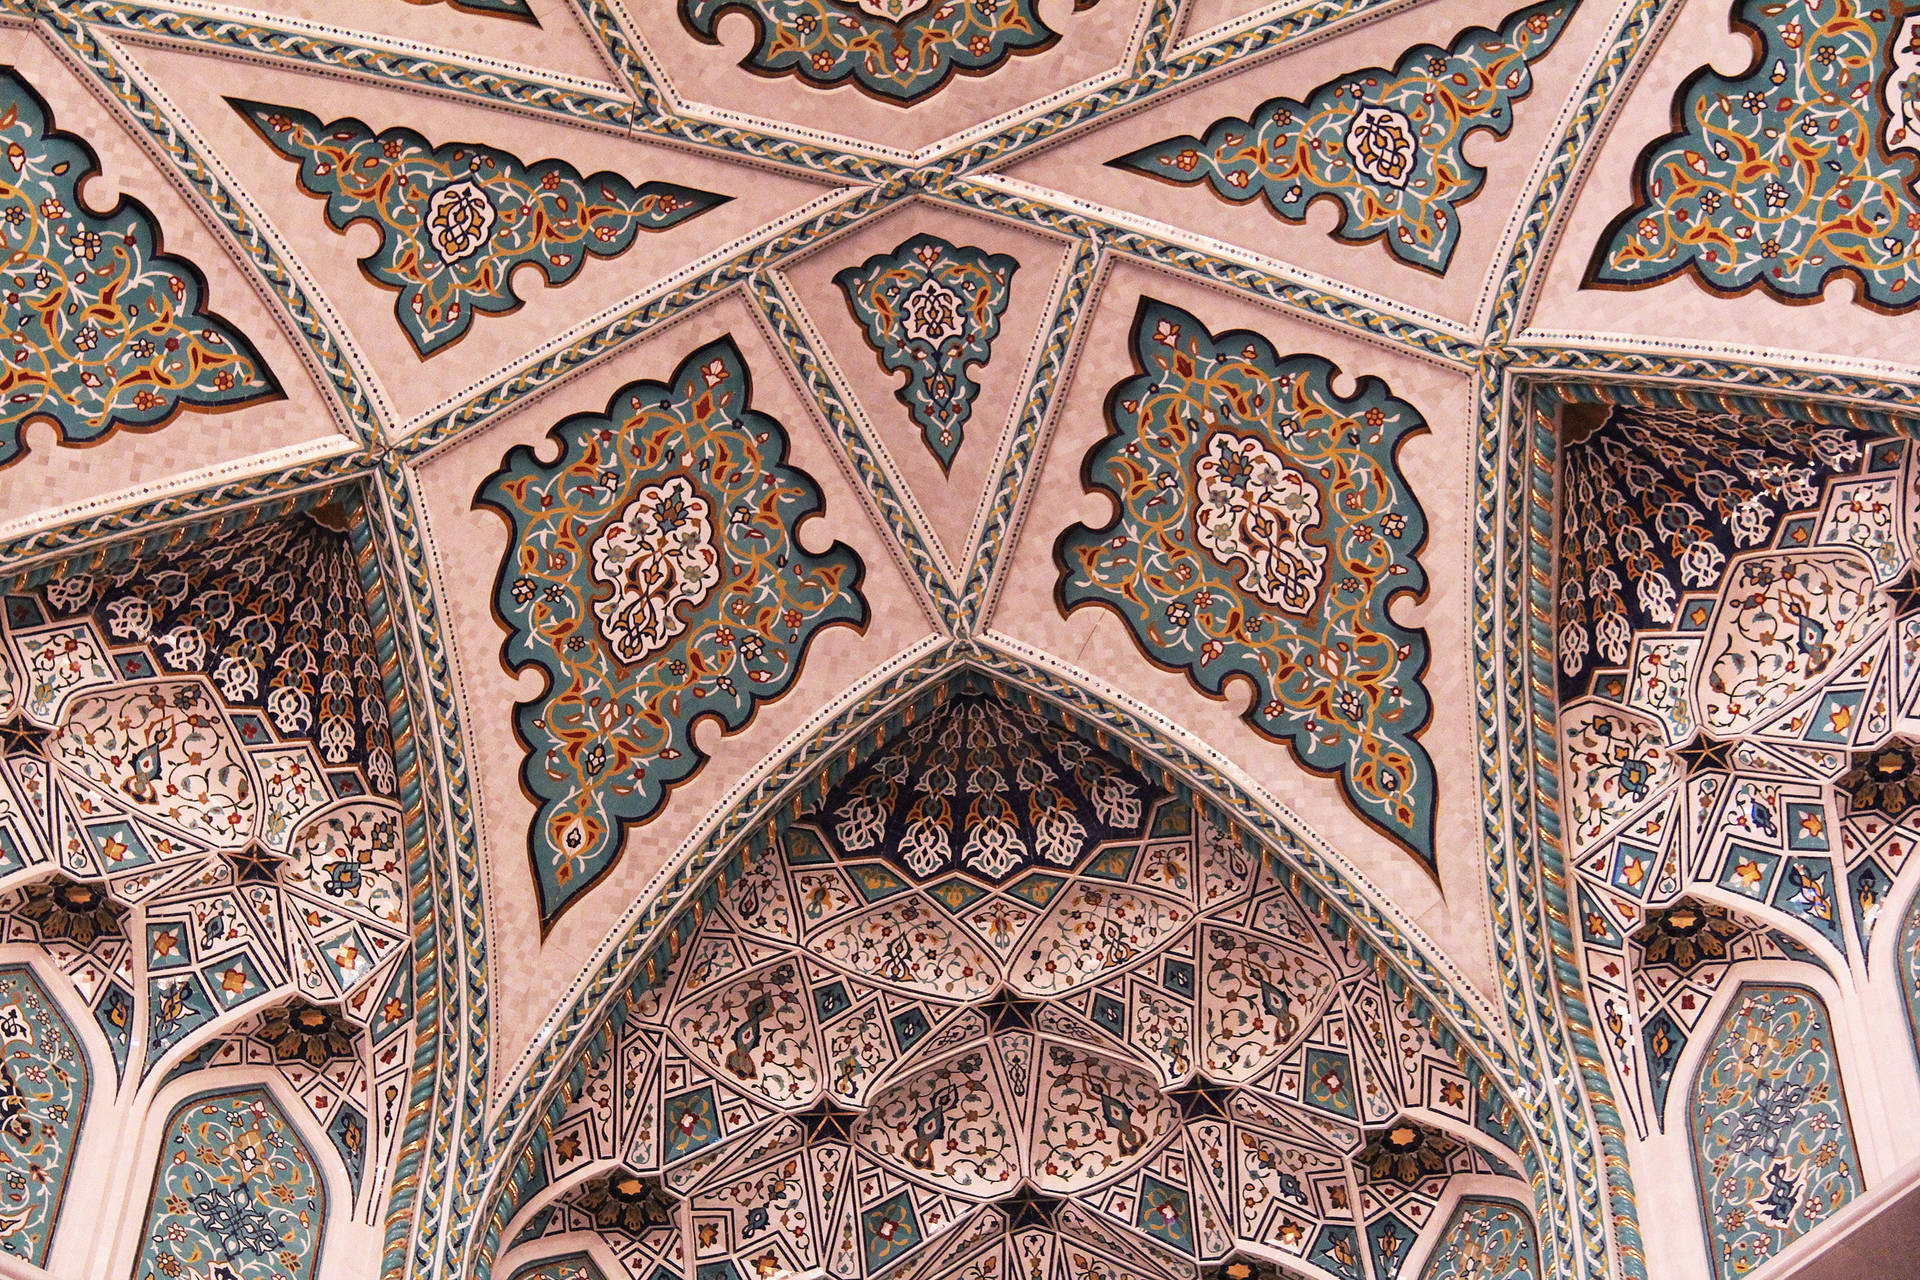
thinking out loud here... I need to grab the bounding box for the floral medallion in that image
[834,233,1018,470]
[477,336,868,924]
[1110,0,1573,272]
[1055,298,1437,868]
[1692,987,1861,1280]
[1190,431,1327,614]
[678,0,1102,104]
[0,71,276,464]
[233,101,728,354]
[138,1088,325,1280]
[1591,0,1920,307]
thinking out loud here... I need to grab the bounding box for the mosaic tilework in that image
[1556,403,1920,1138]
[498,680,1532,1280]
[1419,1197,1540,1280]
[833,233,1018,471]
[0,966,86,1267]
[1691,986,1860,1280]
[1056,298,1437,868]
[476,335,868,925]
[0,70,276,464]
[1111,1,1573,273]
[0,502,413,1217]
[1904,884,1920,1074]
[678,0,1102,104]
[1591,0,1920,308]
[139,1087,326,1280]
[232,101,728,355]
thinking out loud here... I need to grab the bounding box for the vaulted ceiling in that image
[0,0,1917,1278]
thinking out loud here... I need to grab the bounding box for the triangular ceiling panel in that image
[1000,0,1612,331]
[409,289,941,1082]
[774,198,1078,587]
[124,42,846,430]
[985,258,1494,997]
[0,33,354,534]
[1526,0,1919,375]
[202,0,636,95]
[606,0,1159,157]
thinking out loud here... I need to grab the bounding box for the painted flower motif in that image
[1837,736,1920,819]
[588,475,722,665]
[1344,105,1418,188]
[900,276,964,346]
[15,878,124,946]
[425,179,497,264]
[256,999,357,1068]
[1190,431,1327,614]
[571,1169,678,1236]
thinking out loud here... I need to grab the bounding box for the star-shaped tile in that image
[978,988,1042,1032]
[794,1097,863,1145]
[1000,1184,1065,1230]
[1166,1075,1234,1121]
[1674,734,1738,776]
[223,843,283,885]
[0,716,49,759]
[1882,565,1920,617]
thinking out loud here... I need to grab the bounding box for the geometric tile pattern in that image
[1419,1197,1539,1280]
[1592,0,1920,308]
[0,965,86,1267]
[0,72,277,464]
[1691,986,1860,1280]
[1058,299,1437,869]
[477,335,869,925]
[499,681,1530,1280]
[1112,1,1574,272]
[679,0,1105,103]
[138,1086,326,1280]
[1557,403,1920,1139]
[0,500,411,1238]
[834,233,1017,471]
[233,101,728,356]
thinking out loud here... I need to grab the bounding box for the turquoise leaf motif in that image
[834,233,1017,471]
[680,0,1099,104]
[477,336,868,926]
[0,72,277,465]
[1055,298,1437,870]
[232,100,729,355]
[1109,0,1574,273]
[1591,0,1920,308]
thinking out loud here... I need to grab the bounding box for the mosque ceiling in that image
[0,0,1916,1278]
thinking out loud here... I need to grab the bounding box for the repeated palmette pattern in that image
[478,335,868,924]
[233,100,727,354]
[835,233,1017,470]
[1112,1,1573,272]
[1593,0,1920,307]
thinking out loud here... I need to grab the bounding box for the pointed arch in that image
[469,660,1552,1278]
[137,1085,328,1280]
[0,964,89,1268]
[1689,984,1863,1280]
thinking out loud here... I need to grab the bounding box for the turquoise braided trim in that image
[750,271,964,630]
[58,1,635,123]
[364,460,494,1280]
[392,186,897,457]
[962,234,1101,629]
[934,178,1479,362]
